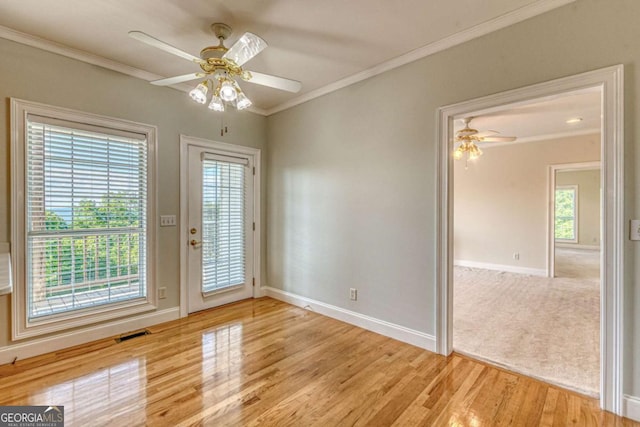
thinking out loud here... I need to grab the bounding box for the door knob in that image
[190,239,202,246]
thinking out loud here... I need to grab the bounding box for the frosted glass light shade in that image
[236,92,252,110]
[219,80,238,102]
[189,82,208,104]
[208,95,225,112]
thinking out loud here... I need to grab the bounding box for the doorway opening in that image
[451,98,602,395]
[549,162,601,281]
[436,65,624,414]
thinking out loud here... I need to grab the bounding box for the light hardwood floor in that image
[0,298,637,426]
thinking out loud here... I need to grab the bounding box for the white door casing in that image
[436,65,624,414]
[186,146,254,313]
[180,135,261,315]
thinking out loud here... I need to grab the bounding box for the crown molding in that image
[0,0,575,117]
[0,24,165,82]
[265,0,576,116]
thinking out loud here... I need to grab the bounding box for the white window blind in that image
[26,116,148,319]
[201,158,246,293]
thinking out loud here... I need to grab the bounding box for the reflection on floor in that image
[453,247,600,396]
[3,298,631,425]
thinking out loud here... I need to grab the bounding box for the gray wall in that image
[266,0,639,396]
[0,37,267,347]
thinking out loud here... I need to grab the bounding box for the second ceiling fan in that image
[454,117,517,161]
[129,23,302,111]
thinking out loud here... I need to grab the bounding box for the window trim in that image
[554,184,579,243]
[11,98,158,340]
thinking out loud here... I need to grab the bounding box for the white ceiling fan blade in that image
[246,71,302,93]
[481,136,517,142]
[223,32,267,66]
[151,73,204,86]
[476,130,499,138]
[129,31,202,63]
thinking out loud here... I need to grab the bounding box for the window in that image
[11,99,157,339]
[201,156,246,294]
[555,185,578,242]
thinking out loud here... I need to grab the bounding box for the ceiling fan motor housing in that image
[200,23,232,60]
[211,23,232,40]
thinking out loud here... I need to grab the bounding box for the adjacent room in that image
[0,1,639,425]
[452,89,602,396]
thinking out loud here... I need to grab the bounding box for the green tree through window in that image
[555,187,577,241]
[43,194,141,295]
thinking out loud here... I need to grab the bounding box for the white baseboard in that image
[0,307,180,365]
[454,259,547,277]
[624,395,640,422]
[555,243,600,250]
[262,286,436,352]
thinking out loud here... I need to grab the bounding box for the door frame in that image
[547,161,601,278]
[435,65,624,413]
[179,135,262,318]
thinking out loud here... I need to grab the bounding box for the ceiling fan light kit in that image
[453,140,483,161]
[453,117,517,163]
[129,22,301,113]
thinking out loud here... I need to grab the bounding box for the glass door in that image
[187,146,254,313]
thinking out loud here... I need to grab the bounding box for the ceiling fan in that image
[128,23,302,111]
[453,117,517,161]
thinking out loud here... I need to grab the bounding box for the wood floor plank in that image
[0,297,637,427]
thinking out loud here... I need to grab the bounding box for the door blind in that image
[26,118,148,319]
[201,158,246,293]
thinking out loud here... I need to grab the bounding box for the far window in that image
[555,186,578,242]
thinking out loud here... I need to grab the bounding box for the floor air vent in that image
[115,329,151,343]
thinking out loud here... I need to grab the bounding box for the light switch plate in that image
[630,220,640,240]
[160,215,176,227]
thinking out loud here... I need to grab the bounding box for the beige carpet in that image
[453,248,600,396]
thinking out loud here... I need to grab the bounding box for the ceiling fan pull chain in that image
[219,117,229,137]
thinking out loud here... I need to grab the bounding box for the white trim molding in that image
[263,286,436,352]
[623,395,640,422]
[436,65,624,414]
[0,307,179,366]
[179,135,262,317]
[454,260,546,277]
[0,0,574,117]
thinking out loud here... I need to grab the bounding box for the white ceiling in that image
[454,88,601,142]
[0,0,573,114]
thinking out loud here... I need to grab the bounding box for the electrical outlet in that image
[513,252,520,260]
[630,220,640,241]
[158,287,167,299]
[349,288,357,301]
[160,215,176,227]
